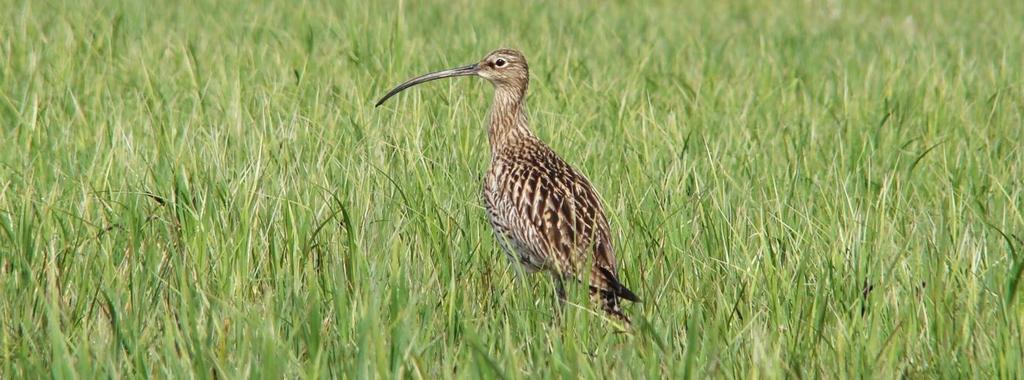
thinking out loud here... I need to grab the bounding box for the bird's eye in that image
[494,58,507,67]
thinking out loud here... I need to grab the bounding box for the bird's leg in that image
[550,272,567,319]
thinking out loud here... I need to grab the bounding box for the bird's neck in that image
[487,85,533,154]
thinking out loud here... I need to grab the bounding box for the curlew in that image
[375,49,639,324]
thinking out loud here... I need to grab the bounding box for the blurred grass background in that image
[1,0,1022,377]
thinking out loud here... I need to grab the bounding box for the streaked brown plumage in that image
[376,48,639,324]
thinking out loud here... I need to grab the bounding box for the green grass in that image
[2,0,1023,377]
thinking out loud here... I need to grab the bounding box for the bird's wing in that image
[496,146,637,301]
[509,147,617,278]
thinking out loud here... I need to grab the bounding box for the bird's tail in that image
[597,266,640,302]
[591,266,640,324]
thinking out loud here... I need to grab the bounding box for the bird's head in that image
[375,48,529,107]
[476,49,529,89]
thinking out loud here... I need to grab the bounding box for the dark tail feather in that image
[597,267,640,303]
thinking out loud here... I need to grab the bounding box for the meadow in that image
[1,0,1022,377]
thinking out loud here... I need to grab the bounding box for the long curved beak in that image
[375,64,479,107]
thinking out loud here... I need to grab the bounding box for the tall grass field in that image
[2,0,1022,377]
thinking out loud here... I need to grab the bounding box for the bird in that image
[375,48,639,324]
